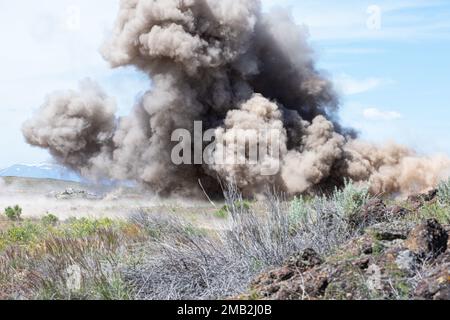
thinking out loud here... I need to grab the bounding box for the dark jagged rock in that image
[407,189,438,210]
[285,248,324,269]
[388,205,412,218]
[349,198,388,229]
[405,219,448,258]
[424,189,439,202]
[250,249,325,299]
[352,257,370,270]
[367,221,415,242]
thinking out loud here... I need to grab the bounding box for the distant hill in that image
[0,163,81,182]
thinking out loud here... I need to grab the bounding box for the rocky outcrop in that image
[49,188,102,200]
[244,219,450,300]
[407,189,438,210]
[405,219,448,258]
[348,198,387,229]
[348,198,411,230]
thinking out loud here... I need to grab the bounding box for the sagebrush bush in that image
[214,201,251,219]
[41,213,59,226]
[5,223,41,243]
[437,178,450,207]
[126,212,241,300]
[332,179,370,218]
[214,206,229,219]
[289,196,310,229]
[0,219,137,300]
[64,217,115,237]
[419,202,450,225]
[287,180,371,255]
[4,205,22,221]
[292,195,355,255]
[124,187,301,300]
[124,184,375,300]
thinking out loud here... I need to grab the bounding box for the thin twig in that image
[198,179,217,208]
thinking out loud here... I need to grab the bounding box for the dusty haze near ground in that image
[0,177,219,228]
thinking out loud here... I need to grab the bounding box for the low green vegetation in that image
[41,213,59,226]
[64,217,116,237]
[0,215,146,299]
[332,179,370,218]
[289,180,371,232]
[5,222,41,244]
[289,196,309,228]
[4,205,22,221]
[213,200,252,219]
[214,205,229,219]
[402,180,450,224]
[417,202,450,225]
[437,178,450,207]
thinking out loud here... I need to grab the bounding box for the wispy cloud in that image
[333,74,393,95]
[363,108,403,121]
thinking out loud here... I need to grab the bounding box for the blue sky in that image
[0,0,449,168]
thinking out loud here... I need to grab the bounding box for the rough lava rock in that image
[243,219,449,300]
[349,198,388,229]
[414,252,450,300]
[250,248,326,299]
[407,189,438,210]
[405,219,448,258]
[367,220,415,241]
[388,205,412,218]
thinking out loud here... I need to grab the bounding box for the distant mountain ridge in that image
[0,163,81,182]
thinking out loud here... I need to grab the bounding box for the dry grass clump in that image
[0,217,143,299]
[124,182,374,300]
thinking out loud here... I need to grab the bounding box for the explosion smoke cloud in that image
[23,0,450,197]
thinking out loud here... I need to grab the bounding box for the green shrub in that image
[65,217,115,237]
[0,237,7,251]
[289,196,310,228]
[93,275,133,300]
[332,180,370,218]
[6,222,41,243]
[214,205,229,219]
[4,205,22,221]
[233,200,251,211]
[419,202,450,225]
[41,213,59,226]
[437,178,450,207]
[214,201,251,219]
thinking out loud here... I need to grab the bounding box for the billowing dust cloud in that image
[22,0,450,197]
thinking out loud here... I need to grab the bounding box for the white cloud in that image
[334,74,392,95]
[363,108,403,121]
